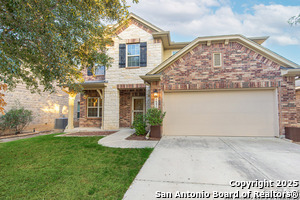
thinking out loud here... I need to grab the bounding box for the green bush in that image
[132,113,147,136]
[0,107,33,134]
[145,108,166,126]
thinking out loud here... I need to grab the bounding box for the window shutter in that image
[119,44,126,68]
[87,67,93,76]
[140,42,147,67]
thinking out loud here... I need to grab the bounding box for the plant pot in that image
[285,127,300,142]
[150,125,162,138]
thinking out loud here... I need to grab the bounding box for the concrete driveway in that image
[123,137,300,199]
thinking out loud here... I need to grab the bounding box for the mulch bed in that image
[126,134,160,141]
[66,131,117,136]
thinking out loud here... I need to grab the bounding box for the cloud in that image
[128,0,300,45]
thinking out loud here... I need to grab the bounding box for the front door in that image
[132,97,145,123]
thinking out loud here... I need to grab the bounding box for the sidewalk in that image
[98,128,159,148]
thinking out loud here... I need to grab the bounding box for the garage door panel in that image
[163,90,277,136]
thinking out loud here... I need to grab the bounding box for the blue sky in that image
[129,0,300,65]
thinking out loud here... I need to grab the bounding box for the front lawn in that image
[0,134,153,199]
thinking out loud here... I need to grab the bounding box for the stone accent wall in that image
[152,42,296,135]
[296,90,300,123]
[115,18,156,35]
[119,89,146,127]
[79,90,102,128]
[101,23,163,129]
[1,84,79,133]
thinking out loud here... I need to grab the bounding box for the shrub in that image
[132,113,147,136]
[145,108,166,126]
[0,107,33,134]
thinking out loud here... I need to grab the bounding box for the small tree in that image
[145,108,166,126]
[132,114,147,135]
[0,107,33,134]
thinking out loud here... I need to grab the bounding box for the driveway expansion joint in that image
[218,137,271,180]
[135,179,229,186]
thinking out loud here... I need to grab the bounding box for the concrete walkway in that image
[98,128,159,148]
[123,136,300,199]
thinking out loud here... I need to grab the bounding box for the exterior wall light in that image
[154,89,158,97]
[153,89,159,108]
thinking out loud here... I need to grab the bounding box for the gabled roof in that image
[147,34,299,75]
[113,13,164,33]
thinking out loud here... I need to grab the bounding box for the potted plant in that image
[145,108,166,138]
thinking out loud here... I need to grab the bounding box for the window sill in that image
[126,66,141,69]
[86,117,102,119]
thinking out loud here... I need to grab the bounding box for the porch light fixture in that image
[153,89,158,97]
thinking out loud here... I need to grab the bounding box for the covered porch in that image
[118,84,148,128]
[63,81,107,131]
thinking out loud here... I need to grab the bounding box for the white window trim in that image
[87,97,102,118]
[213,53,222,67]
[126,43,140,67]
[132,97,145,124]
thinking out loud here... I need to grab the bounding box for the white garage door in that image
[163,90,278,136]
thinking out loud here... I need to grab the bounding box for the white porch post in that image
[65,92,77,130]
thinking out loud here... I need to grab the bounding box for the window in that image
[87,65,105,76]
[119,42,147,68]
[87,97,102,118]
[94,65,105,75]
[213,53,221,67]
[77,101,80,118]
[127,44,140,67]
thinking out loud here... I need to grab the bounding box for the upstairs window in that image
[127,44,140,67]
[87,65,105,76]
[94,65,105,75]
[119,42,147,68]
[213,53,222,67]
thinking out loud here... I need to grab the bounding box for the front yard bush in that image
[132,113,147,135]
[145,108,166,126]
[0,107,33,134]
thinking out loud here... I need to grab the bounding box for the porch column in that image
[65,92,77,130]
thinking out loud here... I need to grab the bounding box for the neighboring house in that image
[73,13,300,137]
[1,84,79,134]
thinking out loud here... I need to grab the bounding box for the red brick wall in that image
[296,90,300,123]
[82,68,105,82]
[152,42,296,135]
[119,89,146,127]
[79,90,102,128]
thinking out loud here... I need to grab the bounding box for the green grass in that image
[0,134,153,200]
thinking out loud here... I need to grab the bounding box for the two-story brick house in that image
[76,13,300,137]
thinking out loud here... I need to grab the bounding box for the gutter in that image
[281,68,300,76]
[140,75,162,84]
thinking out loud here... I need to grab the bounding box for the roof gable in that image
[147,34,299,75]
[114,13,163,35]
